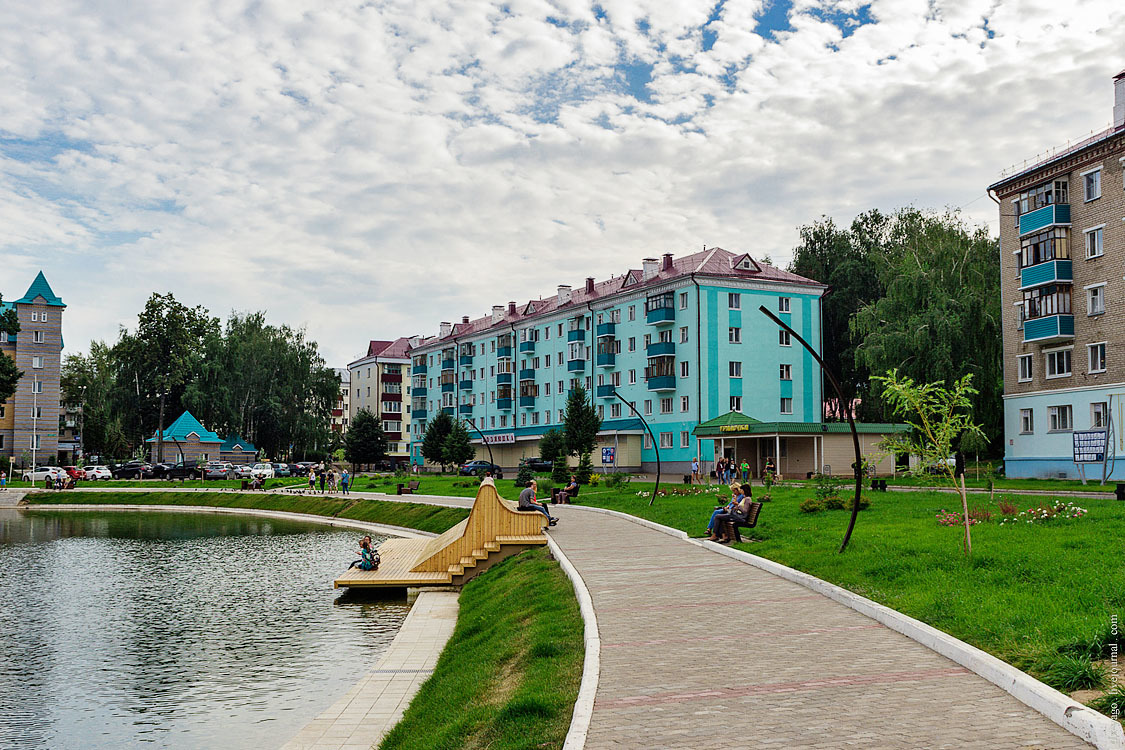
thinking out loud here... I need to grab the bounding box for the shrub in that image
[575,452,593,485]
[514,461,534,488]
[1038,655,1108,692]
[604,472,630,489]
[813,472,844,504]
[998,499,1019,516]
[968,506,992,524]
[846,495,870,511]
[800,498,826,513]
[824,496,845,510]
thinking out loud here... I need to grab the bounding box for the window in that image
[31,311,38,322]
[1048,405,1073,432]
[1092,402,1108,429]
[660,432,674,449]
[1087,284,1106,316]
[522,413,527,426]
[729,327,741,344]
[680,395,690,412]
[779,364,792,380]
[32,380,43,393]
[779,330,791,346]
[780,397,793,414]
[644,334,651,347]
[546,410,551,423]
[33,330,44,343]
[1023,284,1071,319]
[1085,226,1105,259]
[681,431,690,448]
[30,435,41,450]
[680,326,689,343]
[1017,354,1033,382]
[644,433,652,450]
[1019,408,1033,434]
[644,400,652,415]
[728,293,741,309]
[558,380,564,393]
[31,356,42,369]
[0,405,4,418]
[628,369,637,384]
[679,292,688,309]
[1018,227,1070,268]
[1089,342,1107,374]
[660,397,673,414]
[1083,168,1101,201]
[610,403,621,418]
[679,361,689,378]
[778,297,790,313]
[1015,302,1026,330]
[730,396,742,412]
[628,305,636,321]
[490,416,495,428]
[729,361,742,378]
[628,337,636,352]
[1045,348,1072,378]
[1016,179,1068,219]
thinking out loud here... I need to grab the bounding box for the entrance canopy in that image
[693,411,909,439]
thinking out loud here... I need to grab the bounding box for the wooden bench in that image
[551,485,580,504]
[721,501,763,543]
[397,480,421,495]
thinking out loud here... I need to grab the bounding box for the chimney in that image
[642,258,659,280]
[1115,70,1125,129]
[492,305,505,324]
[462,316,470,326]
[439,321,452,338]
[557,284,572,305]
[662,253,673,271]
[585,277,595,294]
[508,301,516,315]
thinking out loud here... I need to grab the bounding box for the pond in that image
[0,509,410,749]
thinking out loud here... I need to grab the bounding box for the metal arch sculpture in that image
[613,391,662,506]
[464,418,495,470]
[758,306,864,553]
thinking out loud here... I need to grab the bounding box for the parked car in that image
[519,456,553,472]
[250,463,275,480]
[203,462,236,480]
[84,465,112,481]
[152,460,201,480]
[459,460,503,479]
[233,464,254,479]
[21,466,65,482]
[111,461,150,479]
[271,463,291,477]
[63,466,86,480]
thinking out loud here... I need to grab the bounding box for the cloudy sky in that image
[2,0,1123,365]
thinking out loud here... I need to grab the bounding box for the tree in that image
[873,369,985,556]
[0,294,20,403]
[515,460,534,487]
[563,385,601,457]
[344,408,387,470]
[442,419,475,469]
[575,451,593,485]
[540,427,569,482]
[421,411,454,471]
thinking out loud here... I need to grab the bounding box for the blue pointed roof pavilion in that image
[16,271,65,307]
[146,410,222,444]
[221,434,256,453]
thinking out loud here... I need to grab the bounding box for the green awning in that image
[693,411,910,438]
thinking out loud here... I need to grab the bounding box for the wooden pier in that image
[334,480,548,589]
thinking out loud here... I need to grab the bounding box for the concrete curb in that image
[546,534,600,750]
[564,504,1125,750]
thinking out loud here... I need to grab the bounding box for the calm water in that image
[0,509,410,750]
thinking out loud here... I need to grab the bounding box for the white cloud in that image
[1,0,1123,365]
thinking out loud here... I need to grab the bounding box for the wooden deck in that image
[334,480,548,589]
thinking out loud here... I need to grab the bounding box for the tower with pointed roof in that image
[1,272,65,466]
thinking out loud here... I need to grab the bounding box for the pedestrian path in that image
[548,507,1093,750]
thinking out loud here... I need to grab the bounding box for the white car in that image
[84,465,112,480]
[22,466,66,482]
[233,464,254,479]
[250,463,275,480]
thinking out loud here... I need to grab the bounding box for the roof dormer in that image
[730,253,762,273]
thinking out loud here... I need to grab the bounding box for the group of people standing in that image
[306,463,351,494]
[714,456,753,484]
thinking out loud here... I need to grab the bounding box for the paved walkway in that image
[548,507,1092,750]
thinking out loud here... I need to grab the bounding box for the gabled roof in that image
[221,434,256,452]
[693,411,909,437]
[145,411,222,443]
[16,271,65,307]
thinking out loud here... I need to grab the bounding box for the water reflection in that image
[0,509,410,749]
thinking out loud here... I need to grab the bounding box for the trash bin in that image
[241,480,249,490]
[396,483,404,496]
[1116,483,1125,501]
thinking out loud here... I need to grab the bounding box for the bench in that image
[721,502,763,543]
[551,485,580,504]
[397,480,421,495]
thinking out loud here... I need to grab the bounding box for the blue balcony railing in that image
[646,307,675,325]
[567,329,586,342]
[596,322,616,337]
[413,409,427,420]
[459,355,473,366]
[596,384,616,398]
[1020,259,1072,290]
[519,368,536,381]
[646,375,676,391]
[497,346,513,359]
[596,352,616,367]
[459,379,473,390]
[441,359,454,370]
[646,341,676,357]
[519,340,535,353]
[519,396,535,407]
[1019,203,1070,236]
[497,398,513,410]
[458,404,473,414]
[412,364,427,375]
[497,372,513,385]
[441,382,455,393]
[1023,314,1074,344]
[567,358,585,372]
[413,387,427,398]
[441,406,455,416]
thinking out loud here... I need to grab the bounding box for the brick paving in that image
[549,507,1092,750]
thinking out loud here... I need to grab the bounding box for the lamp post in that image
[758,305,864,554]
[31,376,38,471]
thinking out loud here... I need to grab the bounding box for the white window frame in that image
[659,432,674,449]
[728,293,741,310]
[679,361,689,378]
[644,400,652,416]
[778,297,791,313]
[680,326,689,343]
[729,361,742,378]
[1086,282,1106,316]
[680,431,690,448]
[1019,408,1033,434]
[31,356,43,369]
[1088,341,1107,374]
[31,311,38,321]
[679,292,688,310]
[779,363,792,381]
[1085,225,1105,259]
[729,327,741,344]
[644,433,652,450]
[730,396,742,412]
[780,397,793,415]
[628,369,636,384]
[779,330,792,347]
[1092,402,1108,429]
[1017,354,1033,383]
[1047,404,1073,432]
[680,395,690,412]
[1082,166,1102,202]
[33,330,44,343]
[660,397,673,414]
[1044,347,1072,379]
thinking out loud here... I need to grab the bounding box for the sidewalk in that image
[548,506,1093,749]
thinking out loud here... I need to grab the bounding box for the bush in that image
[1038,655,1108,692]
[846,495,871,511]
[813,472,843,504]
[604,472,630,489]
[824,496,845,510]
[800,498,826,513]
[551,456,570,484]
[515,461,535,488]
[574,452,593,485]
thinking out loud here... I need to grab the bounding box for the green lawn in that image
[578,482,1124,700]
[5,477,309,490]
[785,474,1119,494]
[379,548,583,750]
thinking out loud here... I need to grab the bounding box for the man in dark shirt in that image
[518,480,557,526]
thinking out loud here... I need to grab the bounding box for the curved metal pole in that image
[613,391,661,506]
[463,418,495,469]
[758,306,864,553]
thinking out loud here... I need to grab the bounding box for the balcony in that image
[567,328,586,342]
[412,364,427,375]
[459,355,473,366]
[381,373,402,383]
[1023,314,1075,344]
[413,387,427,398]
[497,346,513,359]
[441,359,454,371]
[519,368,535,381]
[519,396,536,407]
[441,382,455,393]
[459,404,473,415]
[1020,259,1073,290]
[646,375,676,392]
[596,352,616,367]
[382,391,402,401]
[596,322,616,338]
[442,406,455,416]
[646,307,675,325]
[497,372,513,385]
[519,340,535,353]
[567,358,585,372]
[459,379,473,390]
[413,409,427,420]
[596,384,616,398]
[1019,203,1071,236]
[497,398,513,410]
[646,341,676,357]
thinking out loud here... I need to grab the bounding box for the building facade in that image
[0,272,65,467]
[408,249,828,474]
[146,411,222,464]
[989,71,1125,479]
[348,338,413,467]
[331,368,350,436]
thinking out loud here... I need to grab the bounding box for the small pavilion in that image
[146,411,223,464]
[220,434,257,466]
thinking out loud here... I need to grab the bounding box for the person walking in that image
[691,457,700,485]
[307,469,315,492]
[341,468,350,495]
[318,467,326,494]
[740,459,750,482]
[0,469,6,490]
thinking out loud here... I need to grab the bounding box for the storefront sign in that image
[477,432,516,445]
[718,425,750,433]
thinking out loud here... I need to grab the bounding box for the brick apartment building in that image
[347,338,413,467]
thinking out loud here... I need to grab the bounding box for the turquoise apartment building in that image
[408,248,834,475]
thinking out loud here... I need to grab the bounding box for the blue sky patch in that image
[1,132,94,163]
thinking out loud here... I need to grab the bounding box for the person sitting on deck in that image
[560,475,579,503]
[348,536,379,570]
[706,484,743,541]
[709,484,754,544]
[518,480,557,526]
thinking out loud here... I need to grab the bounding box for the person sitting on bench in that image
[710,484,753,543]
[518,480,557,526]
[560,475,579,503]
[706,484,743,541]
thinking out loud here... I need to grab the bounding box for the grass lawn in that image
[379,548,583,750]
[578,481,1125,703]
[4,477,309,490]
[785,474,1119,494]
[24,491,469,535]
